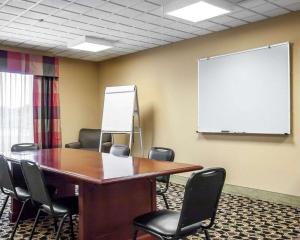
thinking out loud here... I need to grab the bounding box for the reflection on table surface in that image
[3,148,202,184]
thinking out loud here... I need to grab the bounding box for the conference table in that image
[5,148,202,240]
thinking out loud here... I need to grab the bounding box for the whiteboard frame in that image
[197,42,291,135]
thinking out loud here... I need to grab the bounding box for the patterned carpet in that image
[0,183,299,239]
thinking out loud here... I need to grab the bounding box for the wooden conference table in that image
[5,148,202,240]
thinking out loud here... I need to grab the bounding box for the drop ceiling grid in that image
[0,0,298,61]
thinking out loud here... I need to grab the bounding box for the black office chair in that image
[133,168,226,240]
[20,160,78,240]
[149,147,175,209]
[110,144,130,157]
[10,142,48,194]
[11,143,39,152]
[0,155,31,239]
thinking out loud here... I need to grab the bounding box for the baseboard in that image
[170,175,300,208]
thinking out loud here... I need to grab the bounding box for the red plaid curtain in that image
[33,76,61,148]
[0,50,61,148]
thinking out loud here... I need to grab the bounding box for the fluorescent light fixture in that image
[166,0,231,22]
[68,36,113,52]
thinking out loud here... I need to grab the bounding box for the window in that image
[0,72,34,152]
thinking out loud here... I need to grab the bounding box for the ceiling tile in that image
[99,2,124,13]
[195,21,222,29]
[134,13,162,23]
[146,0,163,4]
[225,19,247,27]
[45,15,67,24]
[31,5,58,14]
[207,24,229,31]
[230,9,257,19]
[2,40,25,46]
[118,7,141,18]
[285,2,300,10]
[55,10,80,20]
[151,6,163,16]
[84,8,111,19]
[67,3,91,13]
[131,1,159,12]
[163,28,196,38]
[7,0,35,9]
[239,0,266,8]
[0,5,25,15]
[15,16,40,24]
[228,0,244,3]
[22,11,47,20]
[195,29,212,36]
[0,19,7,25]
[76,14,96,23]
[75,0,106,8]
[269,0,300,7]
[251,2,280,14]
[264,7,289,17]
[0,12,16,21]
[242,13,267,22]
[41,0,70,8]
[211,15,237,24]
[106,14,129,23]
[110,0,143,7]
[0,0,294,61]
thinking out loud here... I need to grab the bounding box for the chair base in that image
[29,209,75,240]
[157,192,170,209]
[10,199,29,239]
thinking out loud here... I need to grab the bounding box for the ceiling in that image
[0,0,299,62]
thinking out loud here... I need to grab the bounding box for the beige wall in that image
[98,12,300,196]
[0,45,100,146]
[59,58,100,145]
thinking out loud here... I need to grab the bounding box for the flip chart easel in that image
[99,85,143,155]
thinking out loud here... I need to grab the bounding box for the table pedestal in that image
[79,178,156,240]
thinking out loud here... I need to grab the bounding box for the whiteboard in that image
[101,85,136,132]
[198,42,290,135]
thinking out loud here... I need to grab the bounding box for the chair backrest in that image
[148,147,175,183]
[0,155,17,196]
[11,143,39,152]
[20,160,52,208]
[110,144,130,157]
[177,168,226,236]
[79,128,102,148]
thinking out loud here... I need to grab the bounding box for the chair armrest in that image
[102,142,112,147]
[65,142,81,149]
[101,142,112,153]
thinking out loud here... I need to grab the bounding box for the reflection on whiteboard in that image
[198,42,290,135]
[102,153,134,179]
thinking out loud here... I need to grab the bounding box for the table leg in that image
[79,178,156,240]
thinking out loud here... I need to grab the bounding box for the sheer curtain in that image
[0,72,34,153]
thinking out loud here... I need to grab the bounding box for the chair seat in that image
[134,210,180,237]
[15,187,30,200]
[42,196,78,216]
[15,184,56,197]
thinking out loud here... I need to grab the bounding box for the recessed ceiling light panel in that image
[166,0,231,22]
[68,36,113,52]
